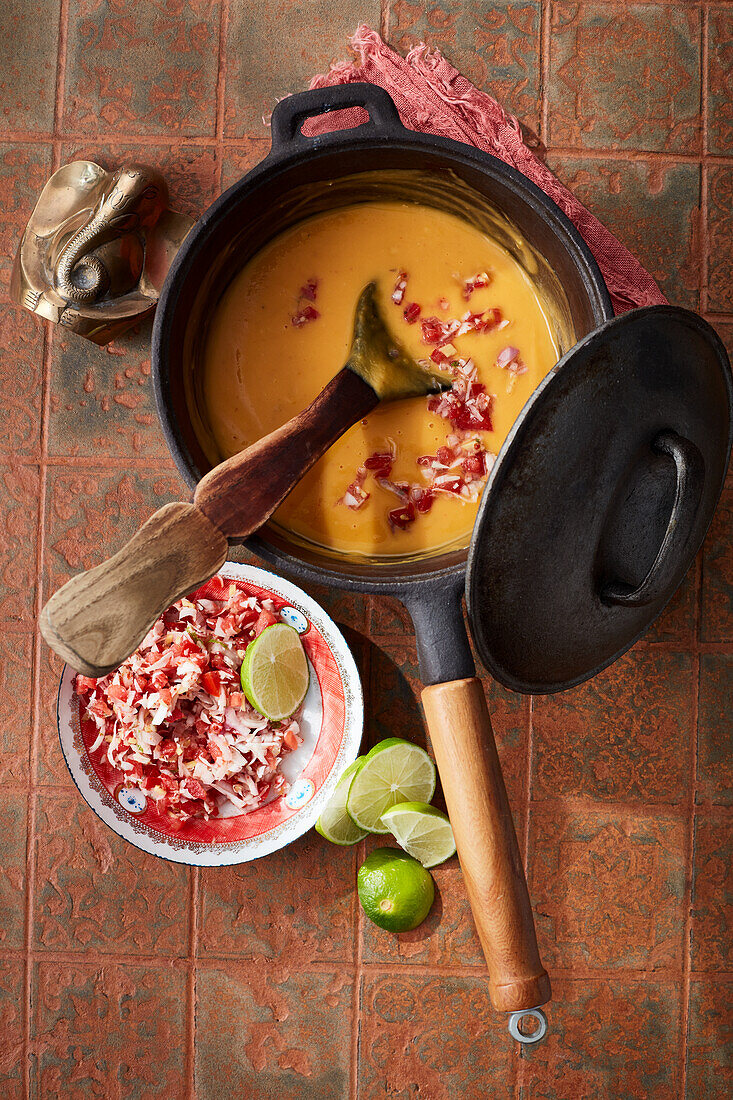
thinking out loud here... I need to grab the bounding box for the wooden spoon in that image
[41,283,451,676]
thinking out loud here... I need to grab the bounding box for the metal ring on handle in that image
[508,1007,548,1044]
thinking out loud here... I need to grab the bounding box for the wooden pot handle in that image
[40,502,228,677]
[421,677,551,1013]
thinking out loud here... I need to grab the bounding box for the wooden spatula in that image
[41,283,451,676]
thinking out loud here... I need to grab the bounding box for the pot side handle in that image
[269,83,406,154]
[421,677,552,1015]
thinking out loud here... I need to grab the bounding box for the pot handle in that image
[421,677,551,1015]
[269,83,406,154]
[602,429,705,608]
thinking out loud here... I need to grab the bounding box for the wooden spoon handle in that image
[195,366,379,537]
[40,502,228,677]
[421,677,551,1013]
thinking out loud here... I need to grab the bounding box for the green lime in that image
[357,847,435,931]
[240,623,309,721]
[346,738,436,834]
[315,758,368,845]
[381,801,456,868]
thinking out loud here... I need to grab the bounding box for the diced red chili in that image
[388,502,416,529]
[462,453,487,476]
[403,301,421,324]
[292,305,320,327]
[201,670,221,697]
[299,278,318,301]
[364,451,394,478]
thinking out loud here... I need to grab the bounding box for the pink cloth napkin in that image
[307,26,667,315]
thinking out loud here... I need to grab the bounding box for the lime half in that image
[381,801,456,868]
[240,623,309,721]
[315,758,368,845]
[357,847,435,931]
[346,738,436,834]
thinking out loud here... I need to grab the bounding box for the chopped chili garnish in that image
[462,272,491,300]
[292,304,320,327]
[299,278,318,301]
[403,301,421,324]
[388,501,416,529]
[364,451,394,478]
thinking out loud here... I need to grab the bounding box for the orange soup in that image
[202,201,559,558]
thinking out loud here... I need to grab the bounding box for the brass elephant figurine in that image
[12,161,194,343]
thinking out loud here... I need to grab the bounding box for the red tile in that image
[0,959,24,1100]
[0,1,60,132]
[359,972,514,1099]
[707,167,733,312]
[196,964,353,1099]
[43,465,186,598]
[691,812,733,972]
[36,641,73,789]
[0,788,27,951]
[224,0,379,137]
[0,307,43,456]
[199,832,355,963]
[480,673,529,809]
[48,327,170,460]
[31,959,187,1098]
[532,649,694,805]
[0,461,40,628]
[549,3,701,153]
[697,655,733,807]
[642,565,696,646]
[708,7,733,156]
[299,578,368,635]
[367,637,426,753]
[0,143,53,300]
[686,980,733,1100]
[361,855,483,968]
[701,491,733,643]
[547,155,701,309]
[389,0,542,133]
[528,806,686,970]
[33,790,190,955]
[220,141,273,193]
[0,631,33,785]
[62,0,221,137]
[369,594,414,636]
[517,978,681,1099]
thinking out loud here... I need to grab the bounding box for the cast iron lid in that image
[466,305,732,694]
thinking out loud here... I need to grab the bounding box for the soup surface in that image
[202,201,559,558]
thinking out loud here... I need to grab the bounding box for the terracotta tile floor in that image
[1,1,731,1096]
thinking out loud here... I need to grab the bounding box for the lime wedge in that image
[357,847,434,931]
[315,758,368,845]
[346,738,436,834]
[240,623,309,721]
[381,801,456,868]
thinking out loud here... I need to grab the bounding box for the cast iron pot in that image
[149,85,732,1035]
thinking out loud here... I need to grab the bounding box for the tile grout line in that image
[23,0,69,1092]
[186,866,200,1100]
[678,553,704,1096]
[540,0,551,146]
[380,0,390,41]
[214,0,230,192]
[350,613,371,1100]
[700,4,710,316]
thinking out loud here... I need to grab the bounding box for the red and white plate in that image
[56,562,363,865]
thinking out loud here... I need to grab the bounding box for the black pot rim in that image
[152,119,613,597]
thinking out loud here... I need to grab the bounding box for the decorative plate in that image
[56,562,363,865]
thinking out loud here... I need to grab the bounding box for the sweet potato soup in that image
[202,201,559,558]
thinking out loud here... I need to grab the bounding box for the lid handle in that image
[602,430,704,608]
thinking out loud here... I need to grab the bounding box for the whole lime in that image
[357,847,435,932]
